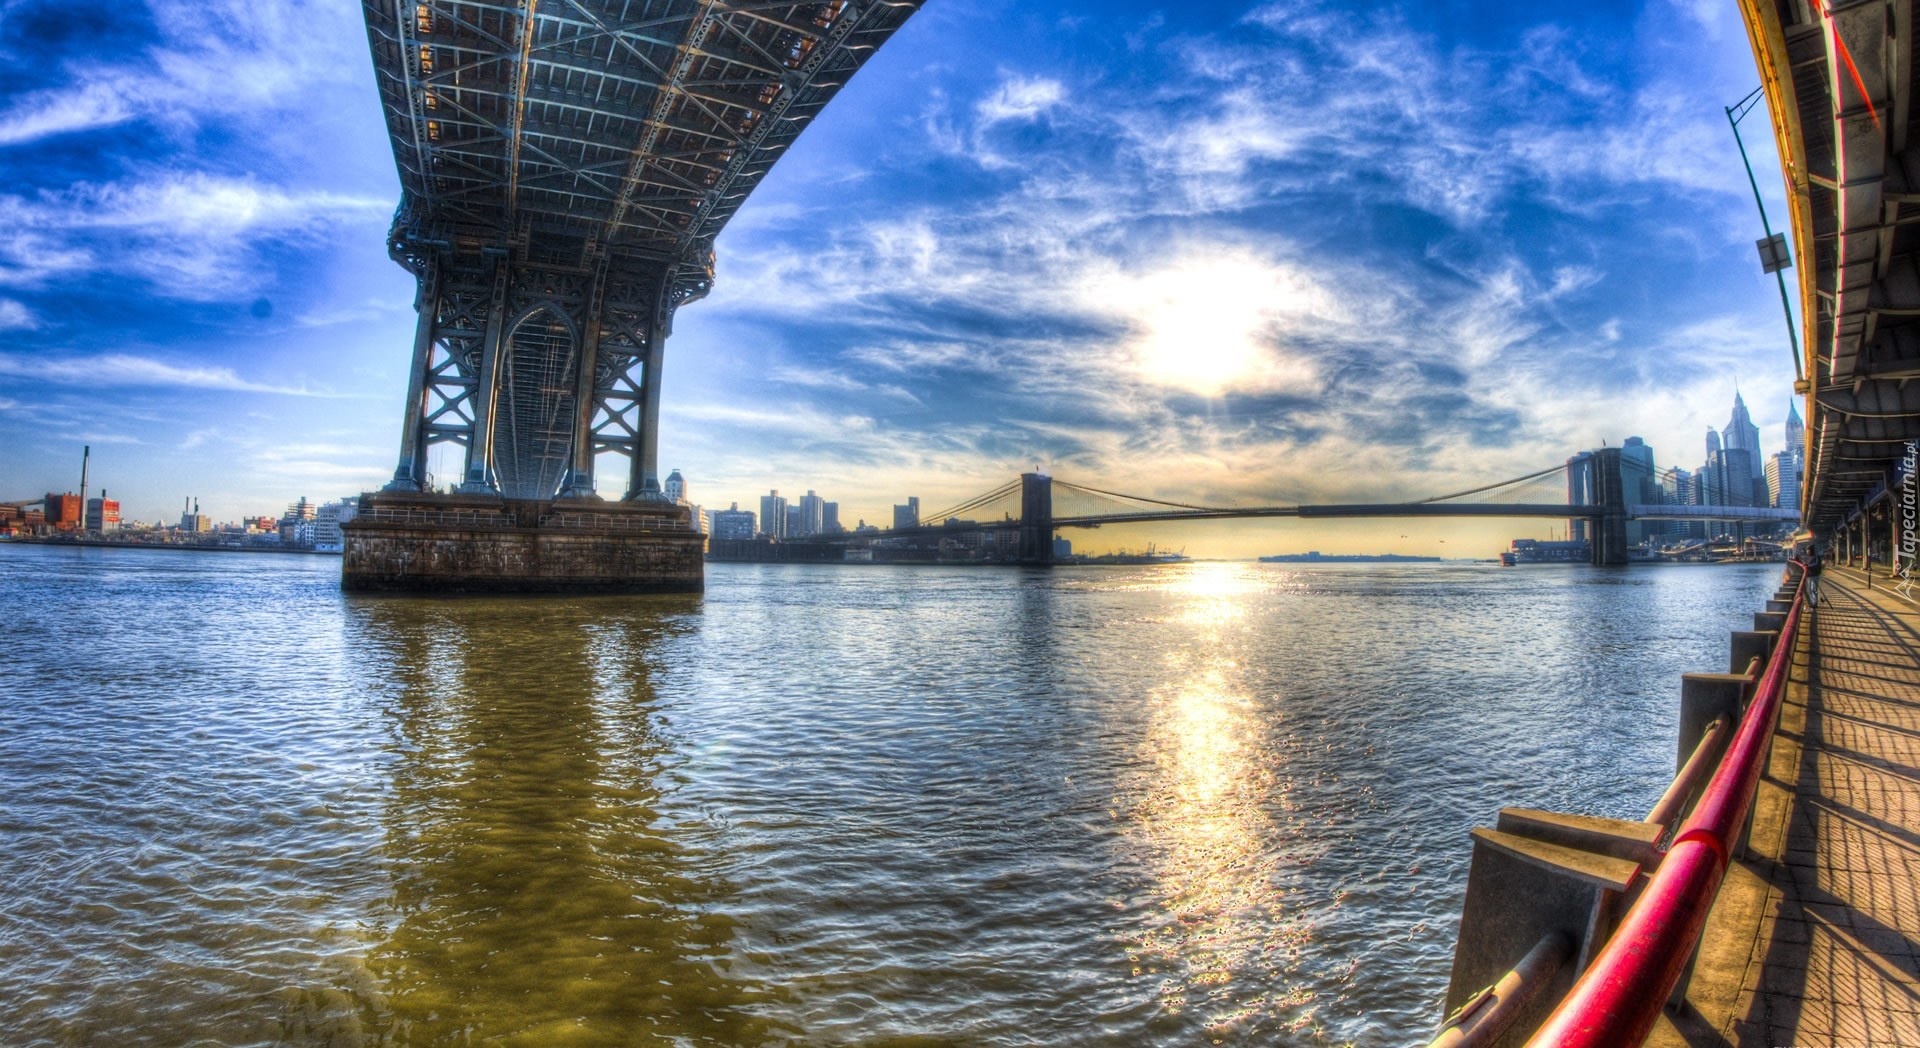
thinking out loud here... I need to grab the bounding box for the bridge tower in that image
[341,1,922,593]
[1018,473,1053,566]
[1587,447,1630,567]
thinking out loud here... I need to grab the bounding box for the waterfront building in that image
[180,499,210,534]
[759,490,788,539]
[1620,437,1663,543]
[1667,467,1703,541]
[712,503,756,541]
[1766,451,1801,513]
[797,490,826,537]
[85,493,120,532]
[664,469,686,502]
[44,492,83,530]
[823,501,841,534]
[893,496,920,531]
[313,498,360,553]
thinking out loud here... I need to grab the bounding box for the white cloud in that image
[768,365,869,392]
[0,352,345,396]
[0,80,136,145]
[0,298,35,329]
[0,0,369,149]
[976,75,1065,126]
[0,174,387,297]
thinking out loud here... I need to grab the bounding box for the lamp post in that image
[1727,85,1804,384]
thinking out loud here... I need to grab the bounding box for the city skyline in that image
[1,1,1803,556]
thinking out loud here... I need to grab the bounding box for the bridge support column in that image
[1018,472,1053,566]
[1589,447,1629,566]
[457,257,509,495]
[356,221,709,592]
[383,265,439,492]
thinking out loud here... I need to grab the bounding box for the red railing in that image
[1525,562,1806,1046]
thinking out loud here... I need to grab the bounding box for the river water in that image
[0,544,1780,1046]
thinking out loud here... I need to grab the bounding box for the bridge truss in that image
[362,0,922,500]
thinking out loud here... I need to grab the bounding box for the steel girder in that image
[366,1,923,499]
[1743,0,1920,535]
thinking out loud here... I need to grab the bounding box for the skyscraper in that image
[1767,450,1801,513]
[664,469,687,502]
[1784,400,1805,473]
[759,490,788,539]
[1620,437,1661,543]
[797,490,826,537]
[1721,390,1768,506]
[1722,391,1761,467]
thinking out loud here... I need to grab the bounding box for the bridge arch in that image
[491,304,581,500]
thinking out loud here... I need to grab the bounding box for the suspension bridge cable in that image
[1051,480,1222,512]
[916,481,1024,525]
[1415,463,1570,504]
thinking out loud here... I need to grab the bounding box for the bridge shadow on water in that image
[315,594,791,1046]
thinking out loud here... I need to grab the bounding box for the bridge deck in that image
[1656,567,1920,1046]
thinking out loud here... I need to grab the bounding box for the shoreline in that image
[1,537,337,557]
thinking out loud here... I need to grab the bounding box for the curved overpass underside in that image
[1745,0,1920,543]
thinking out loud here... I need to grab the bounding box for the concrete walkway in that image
[1663,567,1920,1046]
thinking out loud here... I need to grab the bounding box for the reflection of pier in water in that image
[345,596,784,1043]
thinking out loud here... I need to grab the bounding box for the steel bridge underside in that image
[1744,0,1920,535]
[363,0,920,500]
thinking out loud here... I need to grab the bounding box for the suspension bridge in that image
[753,446,1797,567]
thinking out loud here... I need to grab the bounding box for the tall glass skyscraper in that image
[1721,391,1768,507]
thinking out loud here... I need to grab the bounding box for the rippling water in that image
[0,544,1780,1045]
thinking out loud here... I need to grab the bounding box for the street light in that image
[1727,85,1804,384]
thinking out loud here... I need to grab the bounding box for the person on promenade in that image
[1805,543,1823,607]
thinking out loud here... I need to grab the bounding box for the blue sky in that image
[0,0,1802,555]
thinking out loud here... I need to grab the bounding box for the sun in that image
[1079,250,1329,398]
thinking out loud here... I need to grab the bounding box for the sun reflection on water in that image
[1121,564,1321,1041]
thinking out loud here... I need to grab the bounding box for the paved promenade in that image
[1664,567,1920,1046]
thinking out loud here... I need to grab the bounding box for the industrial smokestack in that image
[79,445,89,506]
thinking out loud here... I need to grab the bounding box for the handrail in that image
[1432,932,1574,1047]
[1644,712,1732,831]
[1525,561,1806,1046]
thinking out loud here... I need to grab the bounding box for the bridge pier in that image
[1018,472,1053,566]
[348,0,924,593]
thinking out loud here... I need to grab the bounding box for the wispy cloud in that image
[0,352,347,396]
[0,298,35,329]
[0,174,388,297]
